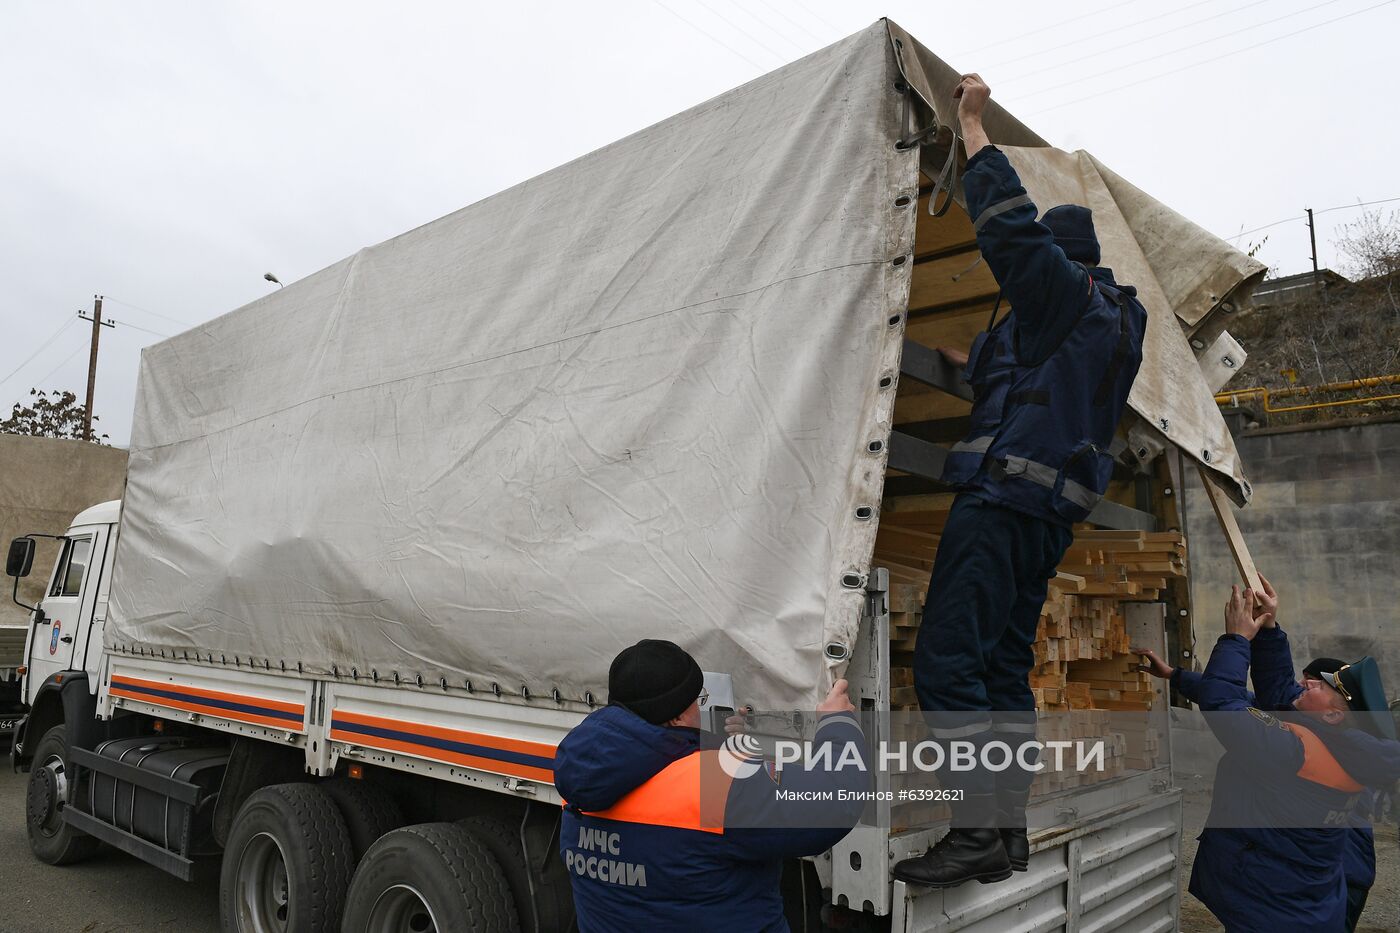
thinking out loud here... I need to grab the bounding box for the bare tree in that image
[1334,208,1400,312]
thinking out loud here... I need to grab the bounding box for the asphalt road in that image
[1,763,1396,931]
[0,767,219,933]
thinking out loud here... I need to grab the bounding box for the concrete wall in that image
[1184,419,1400,689]
[0,435,127,631]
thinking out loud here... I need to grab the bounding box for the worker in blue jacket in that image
[1163,585,1399,931]
[554,639,868,933]
[1136,575,1400,931]
[897,74,1147,888]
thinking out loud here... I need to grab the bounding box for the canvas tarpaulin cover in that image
[109,21,1260,711]
[886,21,1264,501]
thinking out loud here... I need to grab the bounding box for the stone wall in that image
[1183,419,1400,688]
[0,435,127,630]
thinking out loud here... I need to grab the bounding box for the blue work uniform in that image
[1175,626,1400,931]
[553,704,867,933]
[914,146,1145,738]
[1188,633,1369,931]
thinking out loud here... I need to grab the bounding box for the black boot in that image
[892,828,1011,888]
[999,827,1029,872]
[996,787,1031,871]
[892,793,1010,888]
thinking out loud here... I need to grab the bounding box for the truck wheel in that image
[323,777,405,862]
[219,783,354,933]
[457,814,574,933]
[342,823,520,933]
[25,724,100,865]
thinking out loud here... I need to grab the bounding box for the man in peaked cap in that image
[1136,574,1399,931]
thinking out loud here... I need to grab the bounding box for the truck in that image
[7,20,1263,933]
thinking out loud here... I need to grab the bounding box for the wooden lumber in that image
[876,514,1179,797]
[1197,464,1262,594]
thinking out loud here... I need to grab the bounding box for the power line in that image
[956,0,1149,57]
[1019,0,1350,99]
[1027,0,1396,114]
[723,0,811,56]
[648,0,769,70]
[1229,196,1400,241]
[990,0,1218,72]
[31,343,87,390]
[689,0,791,63]
[0,316,79,389]
[748,0,830,47]
[102,295,192,328]
[108,318,171,340]
[1001,0,1268,82]
[795,2,845,37]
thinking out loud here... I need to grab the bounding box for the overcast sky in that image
[3,0,1398,446]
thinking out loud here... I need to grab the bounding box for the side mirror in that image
[6,537,35,578]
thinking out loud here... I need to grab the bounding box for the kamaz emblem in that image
[49,620,62,655]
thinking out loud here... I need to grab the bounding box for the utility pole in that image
[77,295,113,442]
[1306,208,1329,310]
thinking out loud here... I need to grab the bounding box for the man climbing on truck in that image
[894,73,1148,888]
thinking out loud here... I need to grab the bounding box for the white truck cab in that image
[17,499,119,708]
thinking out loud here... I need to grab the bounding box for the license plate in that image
[0,719,16,733]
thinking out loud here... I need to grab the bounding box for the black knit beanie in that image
[608,639,704,725]
[1042,204,1101,266]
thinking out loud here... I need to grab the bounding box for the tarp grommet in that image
[552,688,562,704]
[891,254,908,267]
[350,667,358,680]
[371,668,379,682]
[1158,418,1170,432]
[415,673,424,687]
[824,642,851,661]
[894,195,912,208]
[855,506,874,520]
[840,571,864,589]
[465,679,473,692]
[879,374,893,389]
[492,682,502,697]
[331,664,338,677]
[585,691,596,707]
[889,314,903,327]
[440,677,448,690]
[867,439,884,453]
[1202,449,1213,463]
[521,684,531,699]
[393,671,400,685]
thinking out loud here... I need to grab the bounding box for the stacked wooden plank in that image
[1033,529,1186,714]
[876,522,1183,712]
[875,518,1177,800]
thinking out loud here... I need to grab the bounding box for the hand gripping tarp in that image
[108,21,1260,711]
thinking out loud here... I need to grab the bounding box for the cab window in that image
[48,536,93,598]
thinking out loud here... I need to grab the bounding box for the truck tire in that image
[323,777,405,862]
[219,782,354,933]
[342,823,520,933]
[457,814,574,933]
[25,724,100,865]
